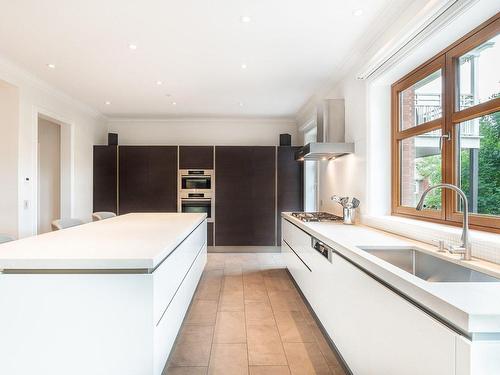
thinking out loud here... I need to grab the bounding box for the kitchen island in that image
[0,213,207,375]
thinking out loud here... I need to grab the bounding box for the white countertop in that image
[0,213,206,270]
[282,213,500,335]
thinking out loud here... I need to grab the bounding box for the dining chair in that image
[0,234,15,244]
[51,218,84,231]
[92,212,117,221]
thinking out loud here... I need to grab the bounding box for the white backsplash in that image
[362,215,500,265]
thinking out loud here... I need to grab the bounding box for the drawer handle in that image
[283,239,312,272]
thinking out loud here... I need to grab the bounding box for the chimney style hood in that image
[295,99,355,161]
[295,142,354,161]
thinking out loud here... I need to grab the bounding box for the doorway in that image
[37,117,61,234]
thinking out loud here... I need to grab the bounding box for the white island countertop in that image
[282,213,500,335]
[0,213,206,271]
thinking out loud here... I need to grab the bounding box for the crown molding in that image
[0,55,104,120]
[107,115,297,124]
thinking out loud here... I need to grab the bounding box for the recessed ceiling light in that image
[156,80,163,85]
[352,9,364,16]
[105,101,111,105]
[241,63,247,69]
[47,63,56,69]
[240,16,252,23]
[128,44,137,50]
[172,101,177,106]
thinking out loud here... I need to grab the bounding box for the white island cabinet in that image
[0,213,207,375]
[281,216,500,375]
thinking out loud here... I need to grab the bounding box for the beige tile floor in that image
[164,253,347,375]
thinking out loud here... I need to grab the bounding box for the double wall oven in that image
[178,169,214,222]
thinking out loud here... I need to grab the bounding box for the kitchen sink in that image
[358,247,499,282]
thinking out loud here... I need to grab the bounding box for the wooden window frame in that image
[391,13,500,233]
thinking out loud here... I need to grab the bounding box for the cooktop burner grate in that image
[290,212,343,222]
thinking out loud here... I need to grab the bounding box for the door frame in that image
[32,107,74,235]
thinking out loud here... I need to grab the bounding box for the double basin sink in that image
[358,246,499,283]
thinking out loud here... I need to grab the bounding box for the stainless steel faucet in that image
[416,183,471,261]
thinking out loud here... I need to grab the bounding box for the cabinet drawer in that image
[282,240,311,289]
[282,220,312,267]
[153,221,206,324]
[281,219,315,295]
[153,245,207,375]
[327,253,456,375]
[282,219,335,314]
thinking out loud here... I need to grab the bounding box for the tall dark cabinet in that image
[93,146,118,214]
[119,146,178,214]
[277,146,303,243]
[179,146,214,169]
[215,146,276,246]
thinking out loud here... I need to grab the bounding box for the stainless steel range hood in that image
[295,142,354,160]
[296,99,355,161]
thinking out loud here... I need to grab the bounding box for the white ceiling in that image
[0,0,410,118]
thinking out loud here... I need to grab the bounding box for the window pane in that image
[399,70,442,130]
[400,129,442,208]
[458,33,500,110]
[457,111,500,216]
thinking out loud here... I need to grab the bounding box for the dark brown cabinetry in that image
[93,143,303,248]
[119,146,178,214]
[215,146,276,246]
[179,146,214,169]
[93,146,117,214]
[277,146,303,243]
[207,222,214,246]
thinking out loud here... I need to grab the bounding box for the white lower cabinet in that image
[281,218,468,375]
[282,220,313,293]
[154,245,207,374]
[328,252,456,375]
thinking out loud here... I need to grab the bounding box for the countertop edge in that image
[0,213,207,272]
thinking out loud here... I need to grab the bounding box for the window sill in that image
[362,214,500,265]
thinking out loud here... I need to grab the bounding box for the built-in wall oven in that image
[179,169,213,192]
[180,192,213,221]
[179,169,214,223]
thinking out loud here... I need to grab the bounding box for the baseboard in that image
[208,246,281,253]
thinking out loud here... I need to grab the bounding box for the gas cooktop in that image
[290,212,343,222]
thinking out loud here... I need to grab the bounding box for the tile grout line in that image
[206,268,223,374]
[264,267,292,372]
[242,266,250,374]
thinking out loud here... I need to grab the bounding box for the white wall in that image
[37,118,61,234]
[0,57,107,238]
[318,78,368,217]
[0,80,19,238]
[107,118,298,146]
[309,0,500,219]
